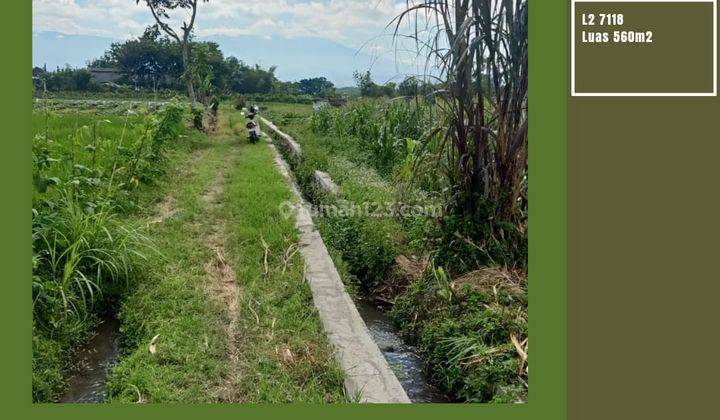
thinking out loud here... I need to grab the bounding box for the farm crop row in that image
[33,98,175,114]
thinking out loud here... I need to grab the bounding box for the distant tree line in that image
[32,25,441,101]
[34,67,93,91]
[33,25,343,100]
[353,71,438,99]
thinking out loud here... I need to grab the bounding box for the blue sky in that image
[32,0,424,86]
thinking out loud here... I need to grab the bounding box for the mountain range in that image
[32,31,417,87]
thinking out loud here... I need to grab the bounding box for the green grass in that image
[32,101,345,403]
[105,105,344,403]
[221,138,345,403]
[31,103,184,402]
[105,125,230,403]
[261,103,436,291]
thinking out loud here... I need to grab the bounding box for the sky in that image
[32,0,424,86]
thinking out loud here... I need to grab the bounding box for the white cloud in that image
[33,0,408,50]
[33,0,150,38]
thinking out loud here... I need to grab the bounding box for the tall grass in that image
[384,1,529,402]
[32,101,186,402]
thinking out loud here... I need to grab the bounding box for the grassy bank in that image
[222,138,344,402]
[32,101,185,402]
[263,101,528,403]
[262,103,434,294]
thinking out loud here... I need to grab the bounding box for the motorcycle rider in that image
[245,105,260,143]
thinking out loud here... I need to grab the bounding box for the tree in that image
[272,80,301,95]
[398,76,419,97]
[136,0,210,102]
[91,25,182,90]
[43,67,93,91]
[381,82,397,97]
[231,63,277,94]
[185,41,225,103]
[353,70,378,97]
[297,77,335,96]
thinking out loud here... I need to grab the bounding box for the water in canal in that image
[59,316,120,403]
[356,299,449,403]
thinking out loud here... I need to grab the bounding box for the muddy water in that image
[356,300,449,403]
[59,316,120,403]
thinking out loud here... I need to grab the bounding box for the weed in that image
[31,101,186,402]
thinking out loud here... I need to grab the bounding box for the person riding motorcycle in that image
[245,105,260,143]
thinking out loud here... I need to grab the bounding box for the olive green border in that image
[1,1,567,418]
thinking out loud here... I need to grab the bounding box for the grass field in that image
[32,103,345,403]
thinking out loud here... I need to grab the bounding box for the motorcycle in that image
[245,105,260,144]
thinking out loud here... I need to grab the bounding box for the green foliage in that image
[391,269,528,402]
[394,0,528,226]
[40,67,94,91]
[297,77,335,96]
[319,212,397,290]
[311,99,434,176]
[233,95,246,110]
[247,92,314,105]
[229,62,277,94]
[264,103,432,295]
[107,107,344,402]
[32,330,66,402]
[33,89,179,101]
[190,102,205,131]
[266,101,527,403]
[32,193,152,327]
[353,71,398,98]
[437,199,528,273]
[89,25,182,89]
[31,101,186,401]
[312,97,527,271]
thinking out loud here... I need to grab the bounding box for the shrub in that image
[436,199,528,273]
[311,99,433,176]
[319,212,397,290]
[391,268,528,402]
[234,95,246,110]
[190,103,205,131]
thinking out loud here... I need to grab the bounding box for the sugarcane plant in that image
[392,0,528,267]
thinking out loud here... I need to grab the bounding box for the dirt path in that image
[201,153,243,402]
[148,147,209,226]
[110,107,345,403]
[146,118,243,401]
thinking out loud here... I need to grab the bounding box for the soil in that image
[200,146,242,402]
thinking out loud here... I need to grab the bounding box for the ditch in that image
[356,300,449,403]
[59,316,120,403]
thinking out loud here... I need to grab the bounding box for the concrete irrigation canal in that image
[263,119,447,403]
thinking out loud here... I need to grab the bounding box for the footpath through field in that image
[107,105,345,403]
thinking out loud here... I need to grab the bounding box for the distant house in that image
[328,97,348,107]
[89,67,123,84]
